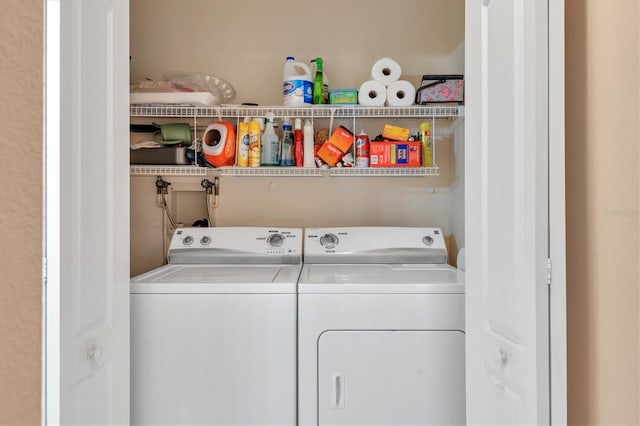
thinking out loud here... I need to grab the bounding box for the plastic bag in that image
[162,71,236,103]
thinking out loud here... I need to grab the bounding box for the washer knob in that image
[200,236,211,246]
[183,235,194,246]
[320,233,339,249]
[267,233,285,247]
[422,236,434,246]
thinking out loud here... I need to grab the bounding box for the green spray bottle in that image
[312,57,327,104]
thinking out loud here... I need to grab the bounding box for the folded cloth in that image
[130,140,163,150]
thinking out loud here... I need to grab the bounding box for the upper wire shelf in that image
[129,104,464,119]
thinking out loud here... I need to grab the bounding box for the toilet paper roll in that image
[386,80,416,107]
[371,57,402,86]
[358,80,387,106]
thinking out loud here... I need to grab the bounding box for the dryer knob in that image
[200,236,212,246]
[267,233,285,247]
[422,236,434,246]
[320,233,338,249]
[183,235,194,246]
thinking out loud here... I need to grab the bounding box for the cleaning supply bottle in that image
[355,129,370,168]
[293,118,303,167]
[248,118,262,167]
[236,117,251,167]
[279,118,294,166]
[312,57,329,104]
[419,121,432,167]
[261,113,280,166]
[312,57,326,104]
[283,56,312,106]
[303,119,315,167]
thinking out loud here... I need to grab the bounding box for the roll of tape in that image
[358,80,387,106]
[371,57,402,86]
[386,80,416,107]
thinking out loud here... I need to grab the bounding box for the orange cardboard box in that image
[317,141,345,167]
[327,126,354,153]
[369,141,421,167]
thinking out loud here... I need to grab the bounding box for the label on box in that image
[370,141,421,167]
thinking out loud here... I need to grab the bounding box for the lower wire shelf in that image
[129,165,439,177]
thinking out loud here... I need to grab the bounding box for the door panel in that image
[465,0,550,424]
[130,294,297,426]
[46,0,130,424]
[318,330,465,426]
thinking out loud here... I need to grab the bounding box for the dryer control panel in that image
[304,227,447,264]
[167,227,302,264]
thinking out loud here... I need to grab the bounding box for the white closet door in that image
[45,0,130,424]
[465,0,550,424]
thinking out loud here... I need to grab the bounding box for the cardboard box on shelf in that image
[381,124,411,142]
[317,126,354,166]
[370,141,421,167]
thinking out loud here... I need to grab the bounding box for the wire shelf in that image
[216,167,323,177]
[129,104,463,119]
[129,165,210,176]
[328,167,439,177]
[130,104,450,178]
[129,165,438,177]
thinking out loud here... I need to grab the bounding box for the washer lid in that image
[298,264,464,294]
[131,264,301,294]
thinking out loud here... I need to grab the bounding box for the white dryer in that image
[298,227,465,426]
[131,227,301,426]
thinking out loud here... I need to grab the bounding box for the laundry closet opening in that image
[46,0,565,423]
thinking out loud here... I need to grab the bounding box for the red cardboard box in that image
[369,141,421,167]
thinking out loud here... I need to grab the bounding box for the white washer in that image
[298,227,465,426]
[131,227,302,426]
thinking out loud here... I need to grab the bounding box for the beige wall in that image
[129,0,467,275]
[1,1,639,425]
[130,0,465,105]
[565,1,640,424]
[0,0,42,425]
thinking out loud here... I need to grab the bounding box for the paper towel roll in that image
[358,80,387,106]
[386,80,416,107]
[371,57,402,86]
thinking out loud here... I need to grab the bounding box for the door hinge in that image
[546,258,552,286]
[43,257,48,287]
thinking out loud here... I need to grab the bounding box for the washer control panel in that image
[304,227,448,264]
[167,227,302,264]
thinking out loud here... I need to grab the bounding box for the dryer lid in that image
[298,263,464,294]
